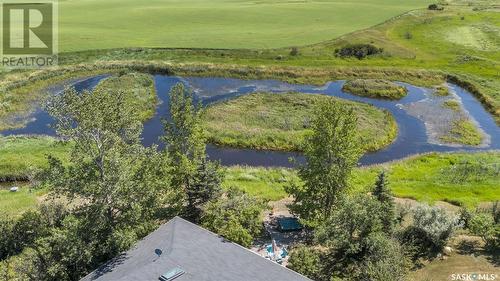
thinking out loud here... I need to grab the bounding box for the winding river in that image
[1,74,499,167]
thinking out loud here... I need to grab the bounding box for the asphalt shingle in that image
[81,216,311,281]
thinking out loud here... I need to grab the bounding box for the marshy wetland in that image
[0,73,497,168]
[0,1,498,279]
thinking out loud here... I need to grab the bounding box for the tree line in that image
[0,82,263,280]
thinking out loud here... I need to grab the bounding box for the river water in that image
[1,74,498,167]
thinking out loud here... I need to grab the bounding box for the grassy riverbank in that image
[226,152,499,207]
[0,136,70,182]
[204,92,397,152]
[0,69,115,131]
[38,3,496,124]
[1,136,497,214]
[352,152,500,207]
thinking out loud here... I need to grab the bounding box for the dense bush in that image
[0,203,68,260]
[428,4,444,10]
[469,213,499,250]
[401,204,460,256]
[289,194,410,281]
[335,44,383,59]
[201,187,265,247]
[290,47,299,56]
[287,245,325,281]
[361,233,411,281]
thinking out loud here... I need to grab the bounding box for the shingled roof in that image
[81,216,311,281]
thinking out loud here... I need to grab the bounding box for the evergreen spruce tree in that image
[373,171,395,233]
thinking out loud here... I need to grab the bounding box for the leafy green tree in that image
[314,195,383,279]
[0,248,40,281]
[163,83,222,220]
[315,195,383,255]
[287,245,325,281]
[38,86,182,279]
[309,195,410,280]
[287,100,362,224]
[30,216,94,281]
[201,188,264,247]
[0,218,15,260]
[361,233,411,281]
[373,171,395,233]
[188,158,224,219]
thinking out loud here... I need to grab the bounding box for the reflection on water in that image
[1,75,498,167]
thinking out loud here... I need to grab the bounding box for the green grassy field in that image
[352,152,500,207]
[0,136,498,213]
[56,0,432,51]
[225,152,500,207]
[204,92,397,152]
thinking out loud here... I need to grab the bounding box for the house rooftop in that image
[81,216,311,281]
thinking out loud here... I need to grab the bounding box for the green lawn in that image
[57,0,432,51]
[204,92,397,152]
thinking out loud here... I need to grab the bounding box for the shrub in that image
[469,213,499,250]
[290,47,299,56]
[428,4,444,10]
[458,207,473,229]
[201,188,265,247]
[361,233,411,281]
[433,85,449,96]
[407,204,460,252]
[334,44,383,60]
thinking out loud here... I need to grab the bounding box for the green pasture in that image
[57,0,432,51]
